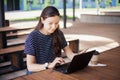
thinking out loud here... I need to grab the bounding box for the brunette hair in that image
[35,6,62,57]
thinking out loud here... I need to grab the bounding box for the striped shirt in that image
[24,30,67,64]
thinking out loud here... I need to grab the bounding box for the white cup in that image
[90,54,99,65]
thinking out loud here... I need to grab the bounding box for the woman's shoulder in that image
[29,30,39,35]
[27,30,40,38]
[58,30,64,36]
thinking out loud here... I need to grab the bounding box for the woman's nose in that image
[52,24,57,29]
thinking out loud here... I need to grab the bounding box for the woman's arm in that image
[26,54,47,72]
[26,54,65,72]
[63,46,77,60]
[63,46,89,60]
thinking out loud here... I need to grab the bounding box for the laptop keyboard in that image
[54,62,70,73]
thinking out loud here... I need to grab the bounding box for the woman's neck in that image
[39,28,50,35]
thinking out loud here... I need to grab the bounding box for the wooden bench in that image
[0,39,79,74]
[6,29,33,39]
[0,45,25,75]
[0,26,34,48]
[0,26,34,32]
[0,45,25,66]
[67,39,79,53]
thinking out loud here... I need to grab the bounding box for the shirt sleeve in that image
[24,32,36,56]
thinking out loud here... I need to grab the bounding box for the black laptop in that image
[53,50,95,74]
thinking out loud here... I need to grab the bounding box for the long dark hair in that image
[35,6,62,57]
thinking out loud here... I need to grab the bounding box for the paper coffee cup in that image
[90,55,99,65]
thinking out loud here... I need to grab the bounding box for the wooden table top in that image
[0,26,34,33]
[13,46,120,80]
[0,45,24,55]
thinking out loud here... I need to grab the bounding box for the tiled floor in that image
[62,20,120,51]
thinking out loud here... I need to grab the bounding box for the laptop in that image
[53,50,95,74]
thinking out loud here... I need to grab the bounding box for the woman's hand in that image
[79,48,89,54]
[48,57,65,68]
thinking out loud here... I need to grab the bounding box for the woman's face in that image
[41,15,60,35]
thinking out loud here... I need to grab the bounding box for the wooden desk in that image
[13,46,120,80]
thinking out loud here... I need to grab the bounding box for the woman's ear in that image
[41,17,44,23]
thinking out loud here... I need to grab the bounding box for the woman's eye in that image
[56,23,58,25]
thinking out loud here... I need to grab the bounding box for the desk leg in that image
[10,51,25,70]
[69,39,79,53]
[0,33,9,61]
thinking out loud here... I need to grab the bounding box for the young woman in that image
[24,6,77,74]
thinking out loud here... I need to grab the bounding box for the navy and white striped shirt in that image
[24,30,67,64]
